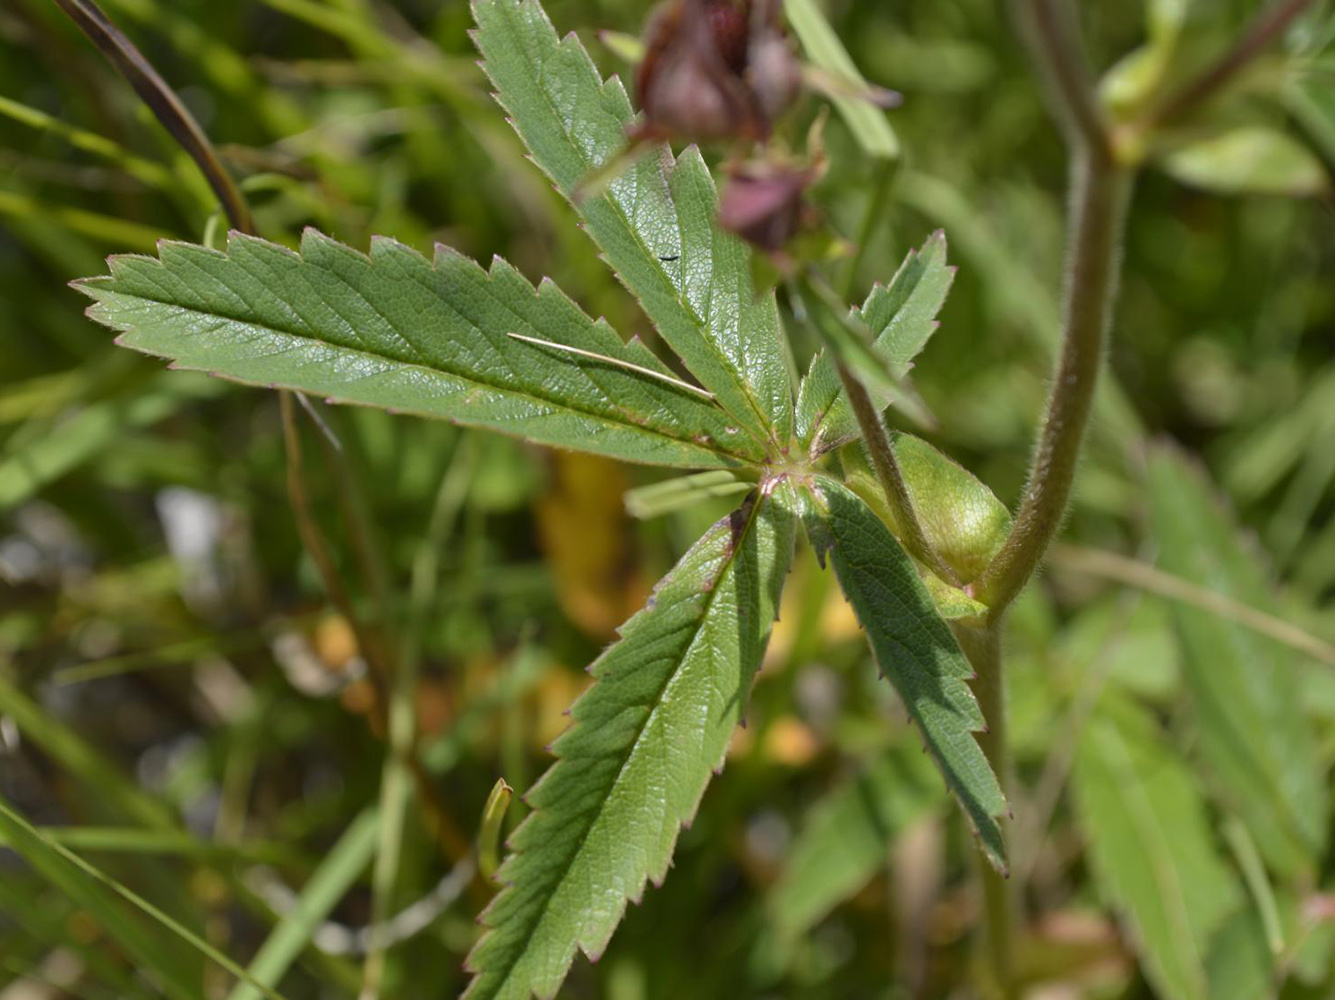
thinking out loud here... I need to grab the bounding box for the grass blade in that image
[0,793,287,1000]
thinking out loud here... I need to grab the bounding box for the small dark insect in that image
[658,254,680,262]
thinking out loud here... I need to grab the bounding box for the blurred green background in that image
[1,0,1334,997]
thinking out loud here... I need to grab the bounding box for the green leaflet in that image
[472,0,793,452]
[464,490,794,1000]
[795,476,1007,872]
[797,232,954,456]
[792,274,906,407]
[1073,695,1241,1000]
[766,741,940,947]
[75,231,762,469]
[1146,445,1326,877]
[1158,126,1330,198]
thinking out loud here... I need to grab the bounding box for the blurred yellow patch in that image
[821,589,862,642]
[764,555,863,670]
[535,453,651,640]
[313,612,358,670]
[728,723,755,760]
[762,716,821,766]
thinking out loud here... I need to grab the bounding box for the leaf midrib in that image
[495,13,781,456]
[94,287,757,465]
[488,491,764,995]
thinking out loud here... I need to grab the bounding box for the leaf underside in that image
[472,0,794,452]
[464,491,794,1000]
[797,231,954,456]
[795,476,1007,872]
[75,231,763,469]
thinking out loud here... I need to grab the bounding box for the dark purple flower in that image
[717,160,815,251]
[634,0,800,144]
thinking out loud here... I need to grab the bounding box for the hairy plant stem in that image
[955,4,1125,995]
[834,359,959,586]
[976,155,1130,615]
[951,622,1016,999]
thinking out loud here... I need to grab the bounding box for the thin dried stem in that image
[50,0,254,232]
[281,394,472,869]
[279,394,383,682]
[506,332,716,399]
[1051,543,1335,667]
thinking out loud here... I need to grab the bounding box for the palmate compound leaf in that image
[465,488,794,1000]
[795,475,1007,872]
[73,231,766,470]
[796,232,954,457]
[471,0,794,454]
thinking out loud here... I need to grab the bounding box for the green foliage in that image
[783,0,899,161]
[1205,909,1274,1000]
[472,0,794,452]
[227,811,379,1000]
[465,492,793,999]
[1159,126,1331,197]
[797,231,954,456]
[848,433,1011,584]
[69,6,1012,993]
[796,476,1007,872]
[0,792,285,1000]
[794,276,908,414]
[1287,52,1335,161]
[0,371,222,512]
[7,0,1335,997]
[1101,0,1190,115]
[1073,695,1241,1000]
[765,741,941,945]
[67,25,1014,998]
[75,232,759,470]
[1147,445,1327,877]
